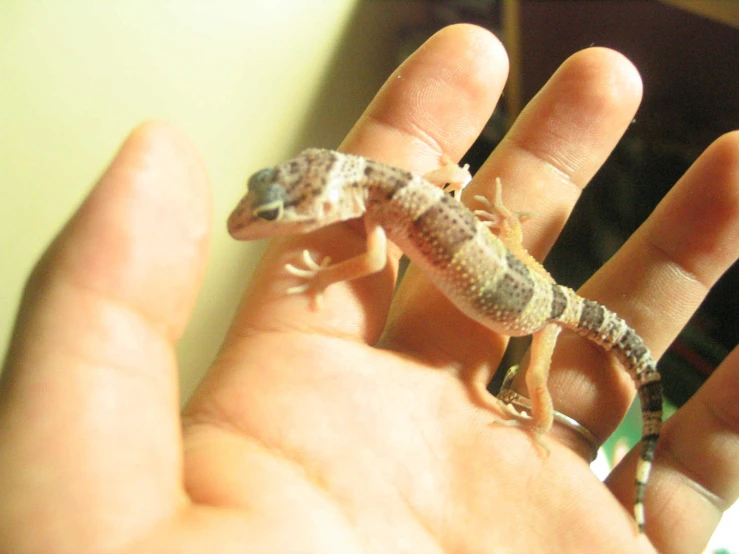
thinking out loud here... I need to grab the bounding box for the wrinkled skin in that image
[2,24,739,554]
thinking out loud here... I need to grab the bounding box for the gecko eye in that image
[253,200,284,221]
[248,175,289,222]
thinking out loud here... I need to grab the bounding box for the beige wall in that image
[0,0,423,401]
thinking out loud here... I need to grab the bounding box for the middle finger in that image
[382,48,643,374]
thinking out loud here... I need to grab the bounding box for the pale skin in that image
[1,24,739,553]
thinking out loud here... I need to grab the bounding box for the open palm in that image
[2,25,738,553]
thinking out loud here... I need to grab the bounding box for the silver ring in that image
[497,366,600,461]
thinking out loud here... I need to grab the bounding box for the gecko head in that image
[227,167,303,239]
[227,150,362,240]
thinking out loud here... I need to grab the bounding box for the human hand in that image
[2,24,738,553]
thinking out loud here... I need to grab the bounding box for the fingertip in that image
[48,120,212,339]
[700,129,739,183]
[430,23,509,78]
[486,45,643,205]
[529,46,643,148]
[112,120,211,232]
[564,47,643,107]
[696,129,739,221]
[342,23,507,172]
[642,129,739,288]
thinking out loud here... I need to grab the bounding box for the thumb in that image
[0,122,210,551]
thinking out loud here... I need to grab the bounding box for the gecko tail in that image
[634,378,662,533]
[634,433,658,533]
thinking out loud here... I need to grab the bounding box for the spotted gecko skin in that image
[228,148,663,533]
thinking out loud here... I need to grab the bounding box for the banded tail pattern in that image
[565,295,663,532]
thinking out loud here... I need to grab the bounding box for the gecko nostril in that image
[226,210,244,235]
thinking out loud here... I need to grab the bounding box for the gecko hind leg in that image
[493,324,562,456]
[462,359,549,457]
[521,324,560,437]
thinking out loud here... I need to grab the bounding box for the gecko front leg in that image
[285,217,388,309]
[423,155,472,195]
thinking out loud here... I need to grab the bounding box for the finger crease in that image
[184,412,361,526]
[641,231,712,292]
[499,133,582,194]
[661,429,735,513]
[361,113,448,167]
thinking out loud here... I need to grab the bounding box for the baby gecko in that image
[227,148,663,533]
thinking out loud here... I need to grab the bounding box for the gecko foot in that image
[285,249,332,309]
[493,397,551,457]
[423,156,472,195]
[493,410,551,457]
[472,180,554,281]
[460,362,551,457]
[472,179,536,235]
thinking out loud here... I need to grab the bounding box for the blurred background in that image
[1,1,737,550]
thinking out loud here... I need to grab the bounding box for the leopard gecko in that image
[227,148,663,533]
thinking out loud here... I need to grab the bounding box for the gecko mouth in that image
[226,207,250,236]
[227,207,317,239]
